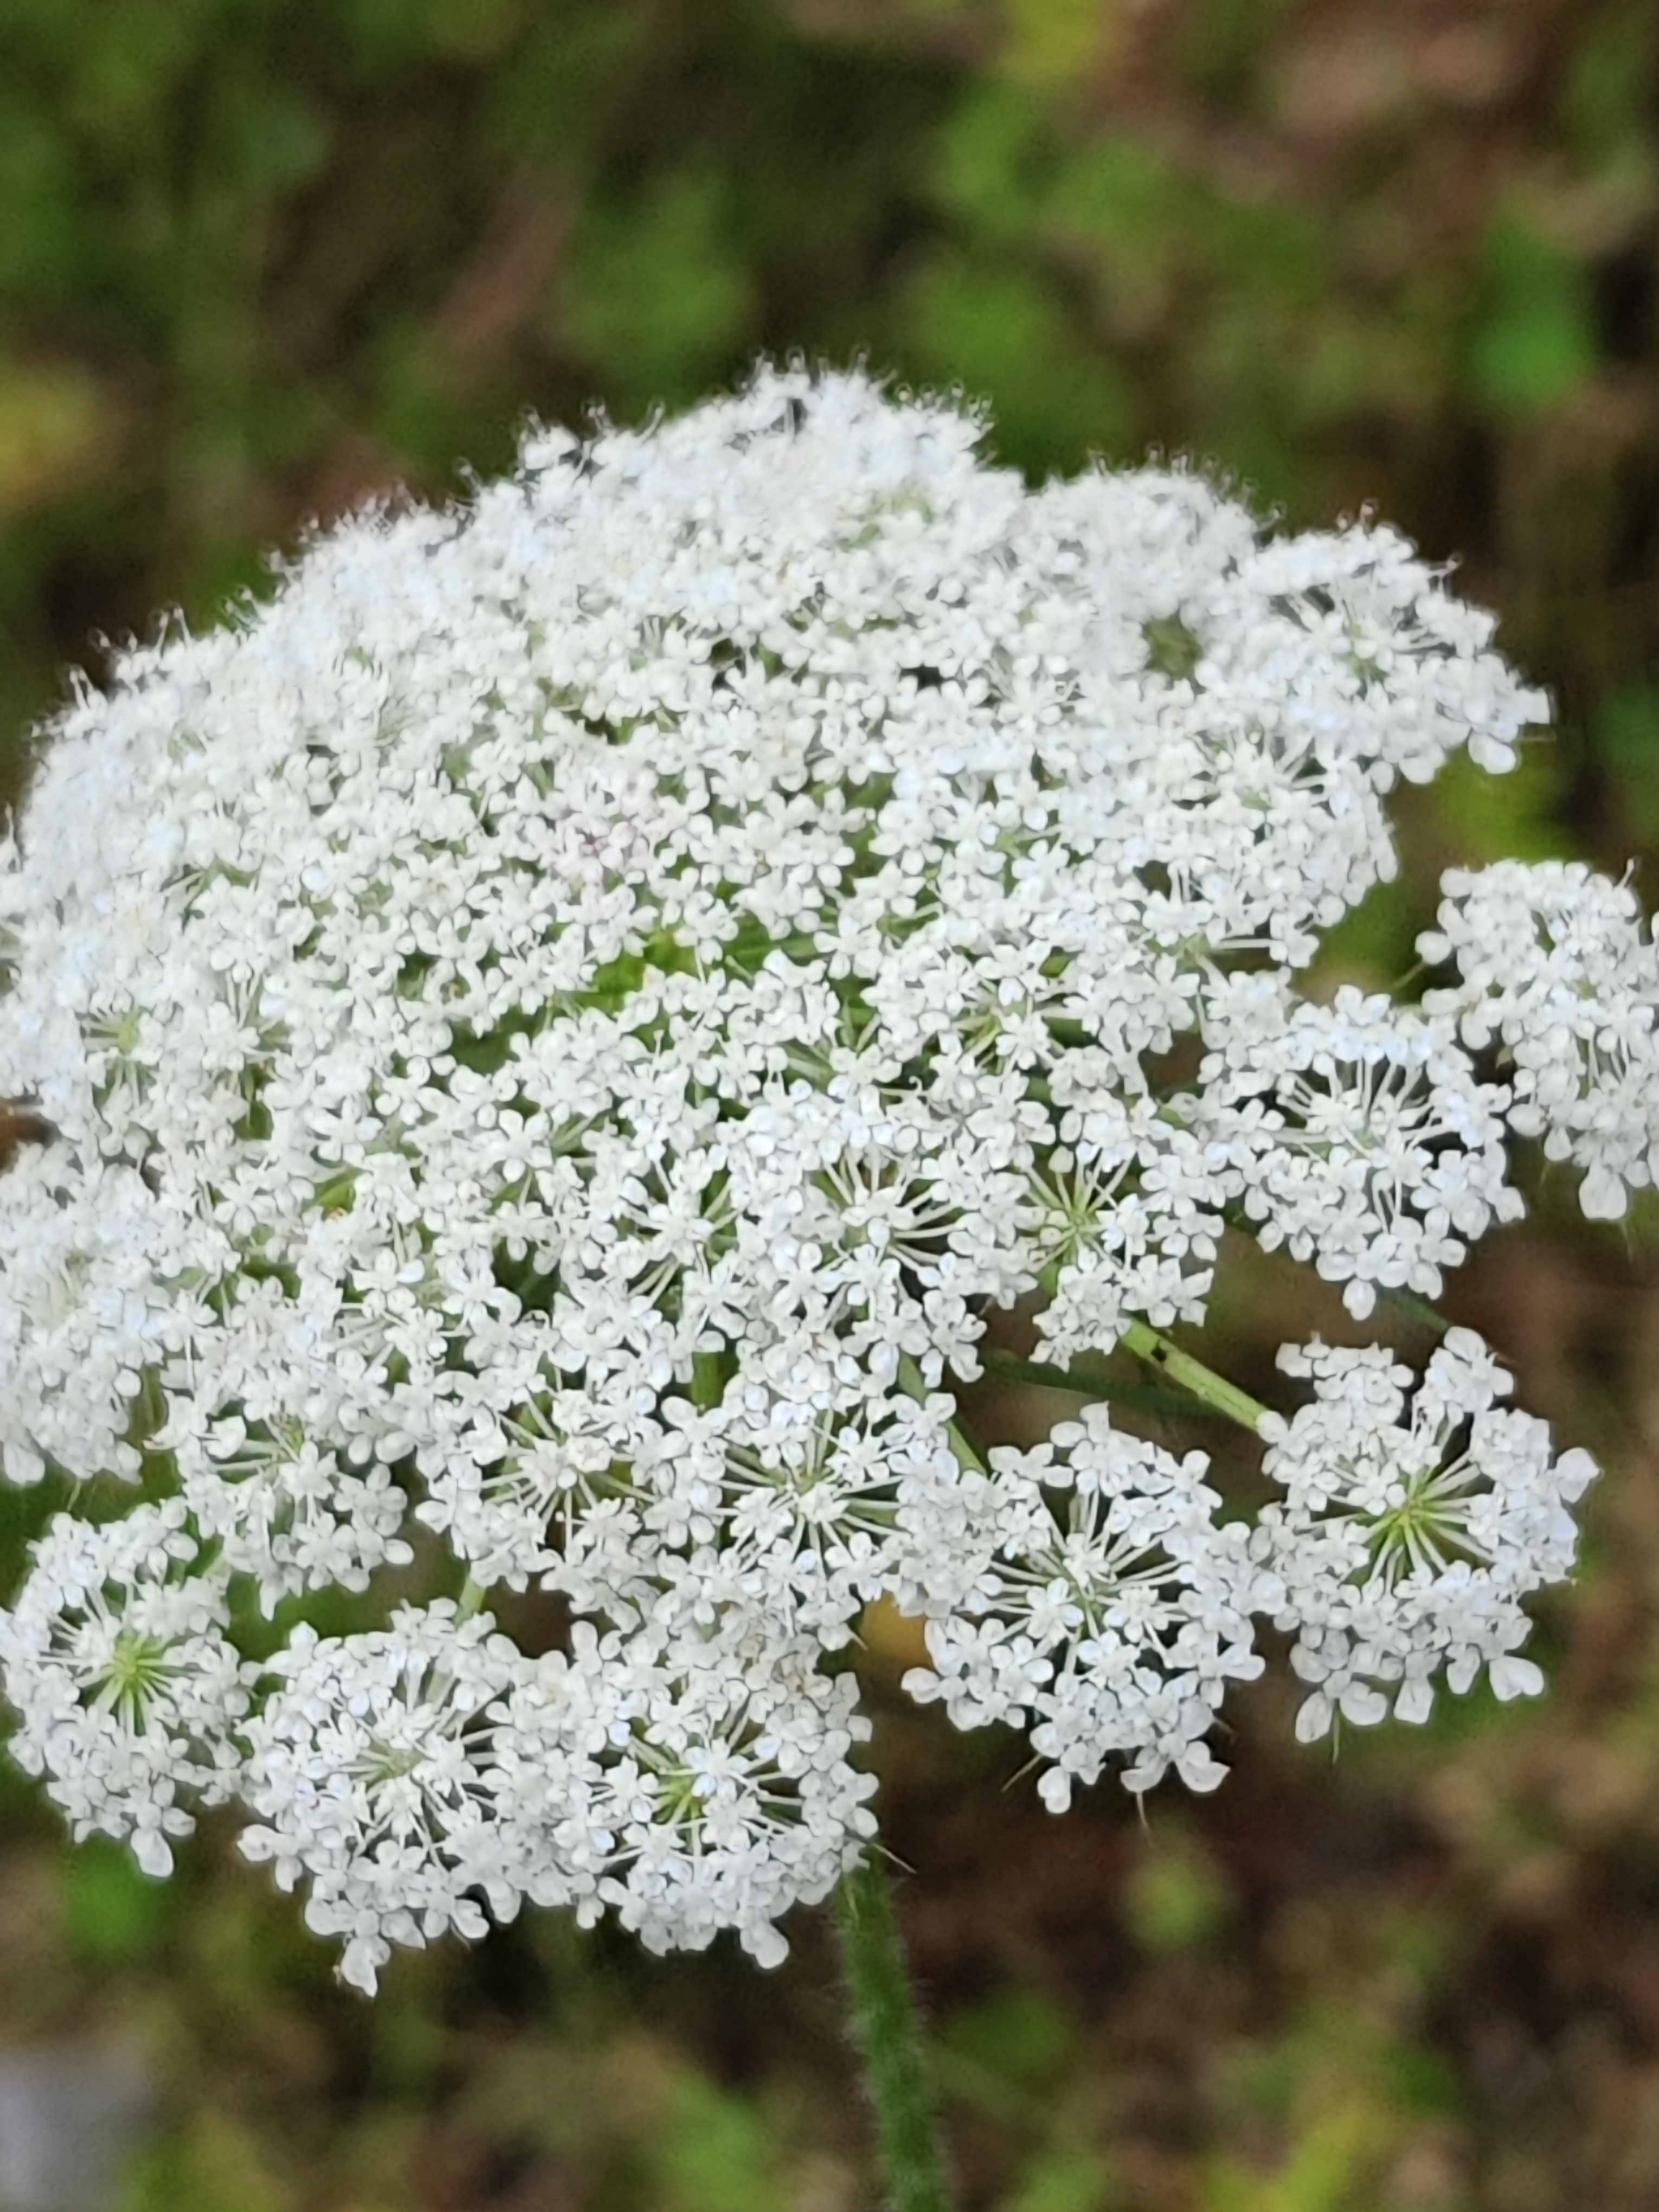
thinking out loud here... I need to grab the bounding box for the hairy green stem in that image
[833,1854,954,2212]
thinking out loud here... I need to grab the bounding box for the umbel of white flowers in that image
[0,365,1636,1993]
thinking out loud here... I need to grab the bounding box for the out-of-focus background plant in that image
[2,3,1657,2207]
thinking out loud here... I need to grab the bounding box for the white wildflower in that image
[904,1411,1274,1806]
[0,1501,245,1875]
[1258,1330,1597,1738]
[1421,860,1659,1219]
[1191,979,1522,1317]
[0,364,1618,1983]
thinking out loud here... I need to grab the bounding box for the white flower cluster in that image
[0,366,1621,1989]
[1257,1330,1597,1740]
[1421,860,1659,1218]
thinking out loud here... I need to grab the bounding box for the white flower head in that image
[1259,1329,1596,1738]
[0,1501,245,1874]
[0,364,1612,1982]
[1420,860,1659,1220]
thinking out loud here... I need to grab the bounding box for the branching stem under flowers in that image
[979,1348,1235,1423]
[691,1348,727,1409]
[975,1332,1269,1437]
[833,1854,954,2212]
[897,1356,987,1471]
[1117,1320,1270,1433]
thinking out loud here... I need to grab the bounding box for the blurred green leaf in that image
[1007,2140,1111,2212]
[563,168,754,406]
[1467,212,1597,415]
[942,1988,1076,2089]
[123,2108,293,2212]
[1560,0,1659,158]
[931,82,1056,247]
[657,2069,788,2212]
[900,252,1133,471]
[1596,682,1659,841]
[226,85,331,193]
[1429,743,1574,866]
[1174,0,1298,100]
[62,1836,170,1965]
[1123,1831,1232,1954]
[1307,874,1418,994]
[999,0,1114,89]
[1203,2101,1380,2212]
[487,1,653,162]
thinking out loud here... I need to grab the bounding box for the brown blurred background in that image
[2,3,1659,2207]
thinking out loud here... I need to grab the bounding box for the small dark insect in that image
[0,1097,55,1171]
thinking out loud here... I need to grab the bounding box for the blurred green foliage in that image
[1469,210,1600,417]
[61,1835,172,1966]
[1121,1827,1233,1956]
[3,3,1659,2208]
